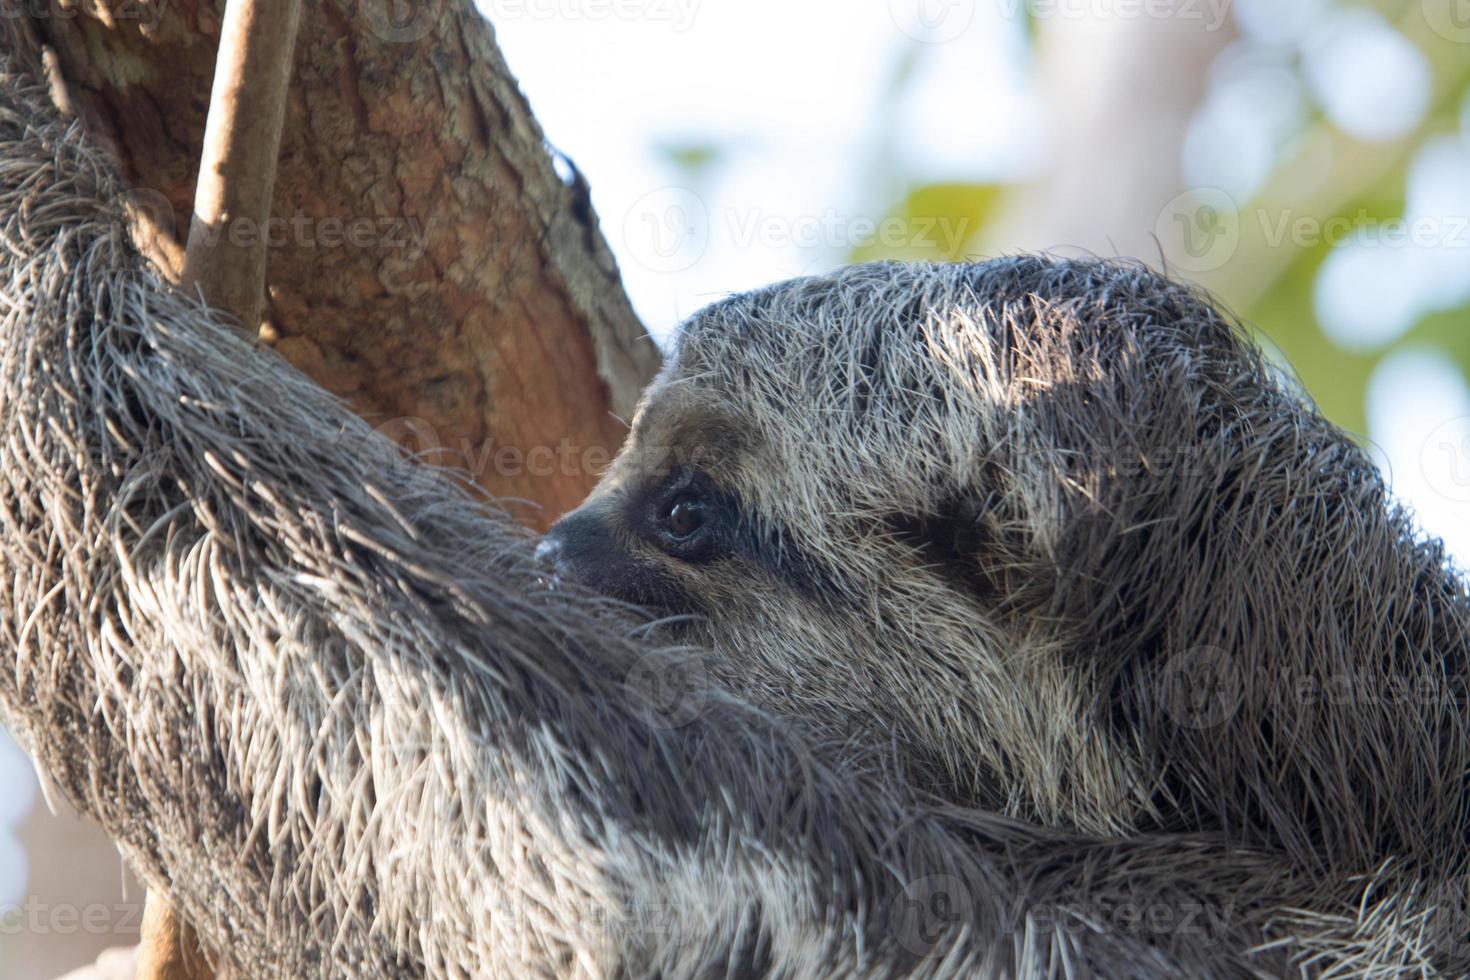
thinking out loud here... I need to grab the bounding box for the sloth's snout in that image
[537,504,690,612]
[533,532,572,588]
[533,532,564,569]
[536,506,616,591]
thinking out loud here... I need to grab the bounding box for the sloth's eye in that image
[666,493,706,538]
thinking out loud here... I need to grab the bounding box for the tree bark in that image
[28,0,660,531]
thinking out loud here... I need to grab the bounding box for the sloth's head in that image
[539,256,1464,843]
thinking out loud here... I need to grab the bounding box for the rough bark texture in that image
[32,0,660,531]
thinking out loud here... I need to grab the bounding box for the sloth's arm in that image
[0,70,1295,979]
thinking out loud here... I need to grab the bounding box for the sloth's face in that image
[536,261,1166,829]
[534,382,774,617]
[536,256,1313,835]
[538,361,1025,810]
[542,257,1429,858]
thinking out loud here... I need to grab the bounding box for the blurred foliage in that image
[657,141,724,179]
[850,183,1003,263]
[1237,13,1470,439]
[1244,166,1410,437]
[847,1,1470,443]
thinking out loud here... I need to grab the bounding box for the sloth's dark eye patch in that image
[636,468,847,604]
[641,470,730,562]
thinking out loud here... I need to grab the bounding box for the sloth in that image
[540,257,1470,909]
[0,78,1314,974]
[3,55,1469,971]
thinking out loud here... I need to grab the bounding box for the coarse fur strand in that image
[0,55,1460,978]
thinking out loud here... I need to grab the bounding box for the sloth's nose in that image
[536,503,644,600]
[534,534,562,565]
[534,533,568,586]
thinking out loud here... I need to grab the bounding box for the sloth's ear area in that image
[882,496,994,597]
[879,490,1052,610]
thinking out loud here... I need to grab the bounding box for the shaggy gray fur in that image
[548,228,1470,975]
[0,55,1459,979]
[611,253,1470,848]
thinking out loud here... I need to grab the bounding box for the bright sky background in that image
[485,0,1038,336]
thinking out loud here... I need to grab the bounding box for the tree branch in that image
[179,0,302,332]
